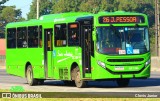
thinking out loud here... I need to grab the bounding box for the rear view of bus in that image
[92,11,150,87]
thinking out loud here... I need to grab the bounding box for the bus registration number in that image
[115,66,124,70]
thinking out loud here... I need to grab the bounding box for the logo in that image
[2,93,11,98]
[126,47,133,54]
[10,86,24,92]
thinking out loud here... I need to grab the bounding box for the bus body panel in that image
[52,47,82,80]
[6,48,45,78]
[5,11,150,87]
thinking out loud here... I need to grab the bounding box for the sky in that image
[3,0,33,19]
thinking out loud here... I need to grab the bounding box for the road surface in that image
[0,69,160,92]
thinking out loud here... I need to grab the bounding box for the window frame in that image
[28,26,39,48]
[39,25,43,48]
[17,27,27,48]
[67,22,80,46]
[7,28,17,48]
[54,23,67,47]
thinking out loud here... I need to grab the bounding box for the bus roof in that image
[39,12,91,20]
[6,12,92,28]
[6,11,148,28]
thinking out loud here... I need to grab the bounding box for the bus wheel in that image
[73,67,86,88]
[26,65,38,86]
[116,79,130,87]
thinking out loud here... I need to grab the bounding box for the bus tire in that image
[116,79,130,87]
[26,65,38,86]
[73,67,87,88]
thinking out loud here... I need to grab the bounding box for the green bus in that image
[6,11,150,88]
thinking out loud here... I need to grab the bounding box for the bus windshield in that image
[96,27,150,55]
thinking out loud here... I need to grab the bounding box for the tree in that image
[0,0,8,5]
[1,6,16,22]
[0,6,24,38]
[0,6,15,38]
[79,0,115,13]
[79,0,108,13]
[51,0,81,13]
[0,0,8,13]
[1,6,24,23]
[27,0,52,19]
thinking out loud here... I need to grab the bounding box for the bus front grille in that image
[107,58,144,62]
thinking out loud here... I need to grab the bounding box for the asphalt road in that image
[0,69,160,92]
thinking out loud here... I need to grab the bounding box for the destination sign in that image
[68,23,79,29]
[99,16,145,24]
[69,24,78,28]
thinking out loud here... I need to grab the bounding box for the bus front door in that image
[44,29,53,78]
[81,25,92,78]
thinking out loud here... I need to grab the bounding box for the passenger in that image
[22,40,27,47]
[22,35,27,47]
[34,39,38,47]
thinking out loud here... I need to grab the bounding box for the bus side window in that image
[68,23,79,46]
[7,28,16,48]
[39,26,42,48]
[17,27,27,48]
[54,24,67,47]
[28,26,38,48]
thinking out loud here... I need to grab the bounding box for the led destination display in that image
[99,16,145,24]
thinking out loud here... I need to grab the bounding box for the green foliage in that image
[0,0,8,38]
[27,0,52,19]
[27,0,36,19]
[0,6,17,36]
[51,0,67,13]
[1,6,16,22]
[51,0,82,13]
[0,0,8,5]
[79,0,101,13]
[0,6,24,38]
[1,6,24,23]
[0,0,8,13]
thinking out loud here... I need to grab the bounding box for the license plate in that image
[115,66,124,70]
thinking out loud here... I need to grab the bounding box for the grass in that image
[0,89,10,92]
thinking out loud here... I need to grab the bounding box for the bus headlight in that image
[97,60,106,68]
[145,59,151,67]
